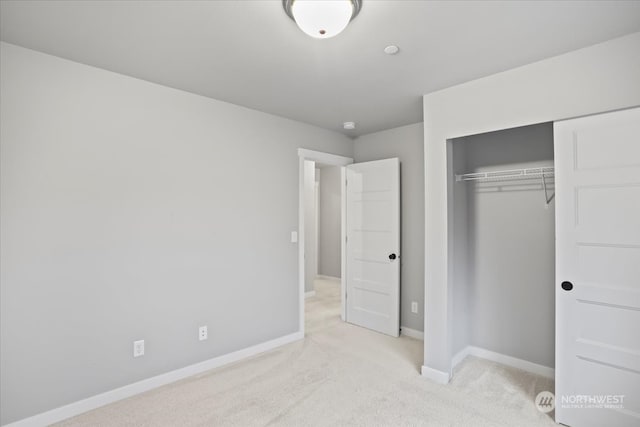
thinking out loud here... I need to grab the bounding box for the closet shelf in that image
[455,167,554,182]
[456,167,555,206]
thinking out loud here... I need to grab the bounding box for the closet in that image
[449,122,555,371]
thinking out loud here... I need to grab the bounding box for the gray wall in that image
[318,166,341,278]
[0,43,353,424]
[354,123,425,332]
[452,123,555,368]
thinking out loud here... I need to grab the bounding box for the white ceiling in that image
[2,1,640,137]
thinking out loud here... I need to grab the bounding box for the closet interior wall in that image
[450,123,556,368]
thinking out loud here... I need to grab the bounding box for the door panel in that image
[555,107,640,427]
[346,158,400,337]
[574,122,640,170]
[577,245,640,289]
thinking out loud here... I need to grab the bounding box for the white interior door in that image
[345,158,400,337]
[555,107,640,427]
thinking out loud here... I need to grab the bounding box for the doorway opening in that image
[447,122,556,378]
[298,149,402,338]
[304,161,345,334]
[444,108,640,426]
[297,149,352,336]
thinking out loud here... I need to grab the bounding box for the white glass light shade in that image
[291,0,354,39]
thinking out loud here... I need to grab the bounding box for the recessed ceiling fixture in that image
[384,45,400,55]
[283,0,362,39]
[343,121,356,130]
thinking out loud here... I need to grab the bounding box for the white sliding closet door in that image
[555,107,640,427]
[345,158,400,337]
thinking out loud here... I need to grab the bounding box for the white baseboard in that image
[304,291,316,298]
[5,331,304,427]
[400,326,424,340]
[452,345,555,379]
[421,365,451,384]
[316,275,340,281]
[452,346,471,369]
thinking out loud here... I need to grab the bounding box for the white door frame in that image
[298,149,353,335]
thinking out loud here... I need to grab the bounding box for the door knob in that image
[561,281,573,291]
[389,253,397,260]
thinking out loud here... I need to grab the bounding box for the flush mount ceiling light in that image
[283,0,362,39]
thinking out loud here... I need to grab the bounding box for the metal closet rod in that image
[455,167,555,206]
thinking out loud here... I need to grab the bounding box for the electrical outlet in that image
[411,302,418,314]
[199,325,208,341]
[133,340,145,357]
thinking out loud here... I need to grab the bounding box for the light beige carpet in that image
[56,278,556,426]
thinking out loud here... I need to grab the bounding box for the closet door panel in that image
[555,107,640,427]
[577,245,640,290]
[574,121,640,170]
[575,185,640,246]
